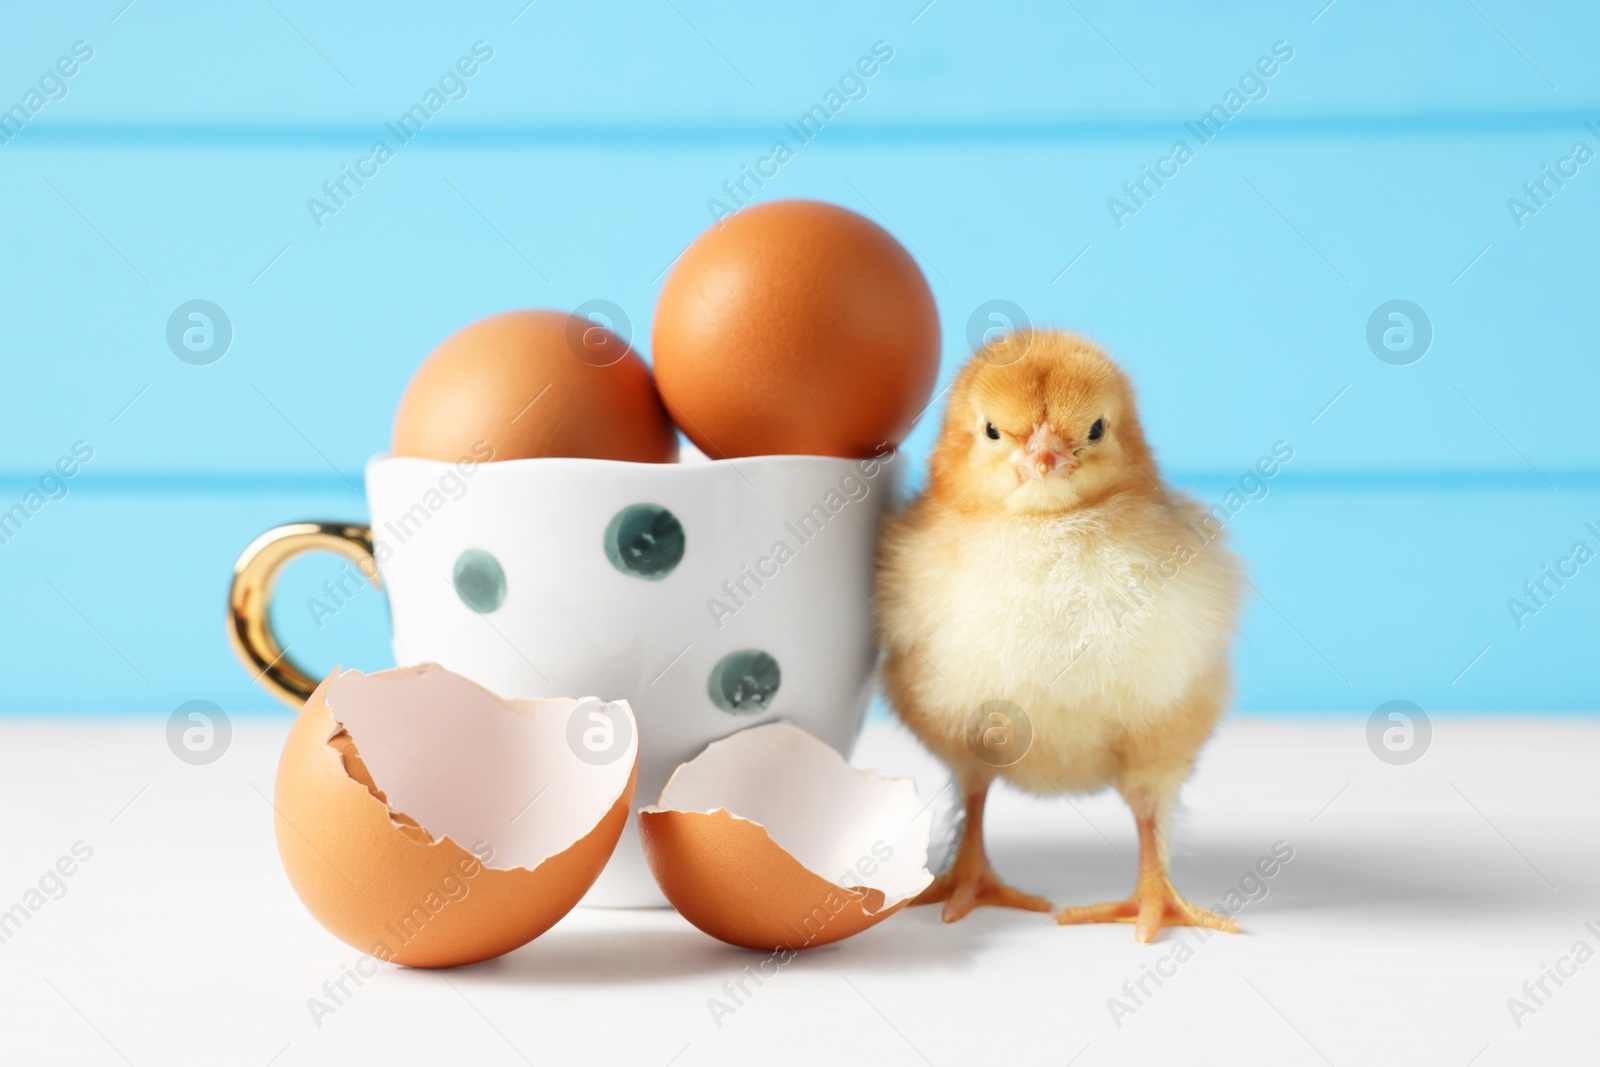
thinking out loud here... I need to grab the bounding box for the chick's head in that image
[930,331,1158,515]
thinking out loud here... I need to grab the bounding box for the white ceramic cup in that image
[231,449,896,905]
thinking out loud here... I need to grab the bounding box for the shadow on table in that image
[1234,833,1576,915]
[467,898,1039,985]
[459,823,1573,986]
[468,926,732,985]
[991,829,1579,918]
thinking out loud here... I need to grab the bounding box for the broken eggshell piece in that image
[274,664,638,968]
[638,721,933,951]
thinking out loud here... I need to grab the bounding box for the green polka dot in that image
[708,650,781,713]
[604,503,685,580]
[452,548,506,613]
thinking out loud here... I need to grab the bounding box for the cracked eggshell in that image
[274,664,637,968]
[638,721,933,951]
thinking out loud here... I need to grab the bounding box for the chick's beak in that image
[1017,423,1076,480]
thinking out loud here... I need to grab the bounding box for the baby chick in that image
[875,331,1243,942]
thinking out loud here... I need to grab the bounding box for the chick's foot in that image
[911,778,1054,922]
[1056,876,1240,943]
[915,861,1054,923]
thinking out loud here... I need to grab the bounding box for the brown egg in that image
[392,309,678,463]
[274,665,638,968]
[639,722,933,951]
[653,199,940,459]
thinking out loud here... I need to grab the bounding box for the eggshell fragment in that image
[274,664,637,968]
[639,722,933,951]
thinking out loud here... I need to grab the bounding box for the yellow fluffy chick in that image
[875,331,1243,942]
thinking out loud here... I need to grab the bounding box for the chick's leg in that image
[913,773,1053,922]
[1056,790,1239,943]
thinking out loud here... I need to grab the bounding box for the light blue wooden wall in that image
[1,1,1596,712]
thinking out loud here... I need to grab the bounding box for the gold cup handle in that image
[228,522,380,708]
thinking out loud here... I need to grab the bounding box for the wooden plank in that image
[0,482,1593,711]
[0,1,1592,129]
[0,133,1595,474]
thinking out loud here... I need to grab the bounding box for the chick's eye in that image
[1088,418,1105,442]
[984,422,1001,441]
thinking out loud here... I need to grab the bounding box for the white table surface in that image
[2,713,1596,1066]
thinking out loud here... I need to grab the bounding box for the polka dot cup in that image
[231,449,896,906]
